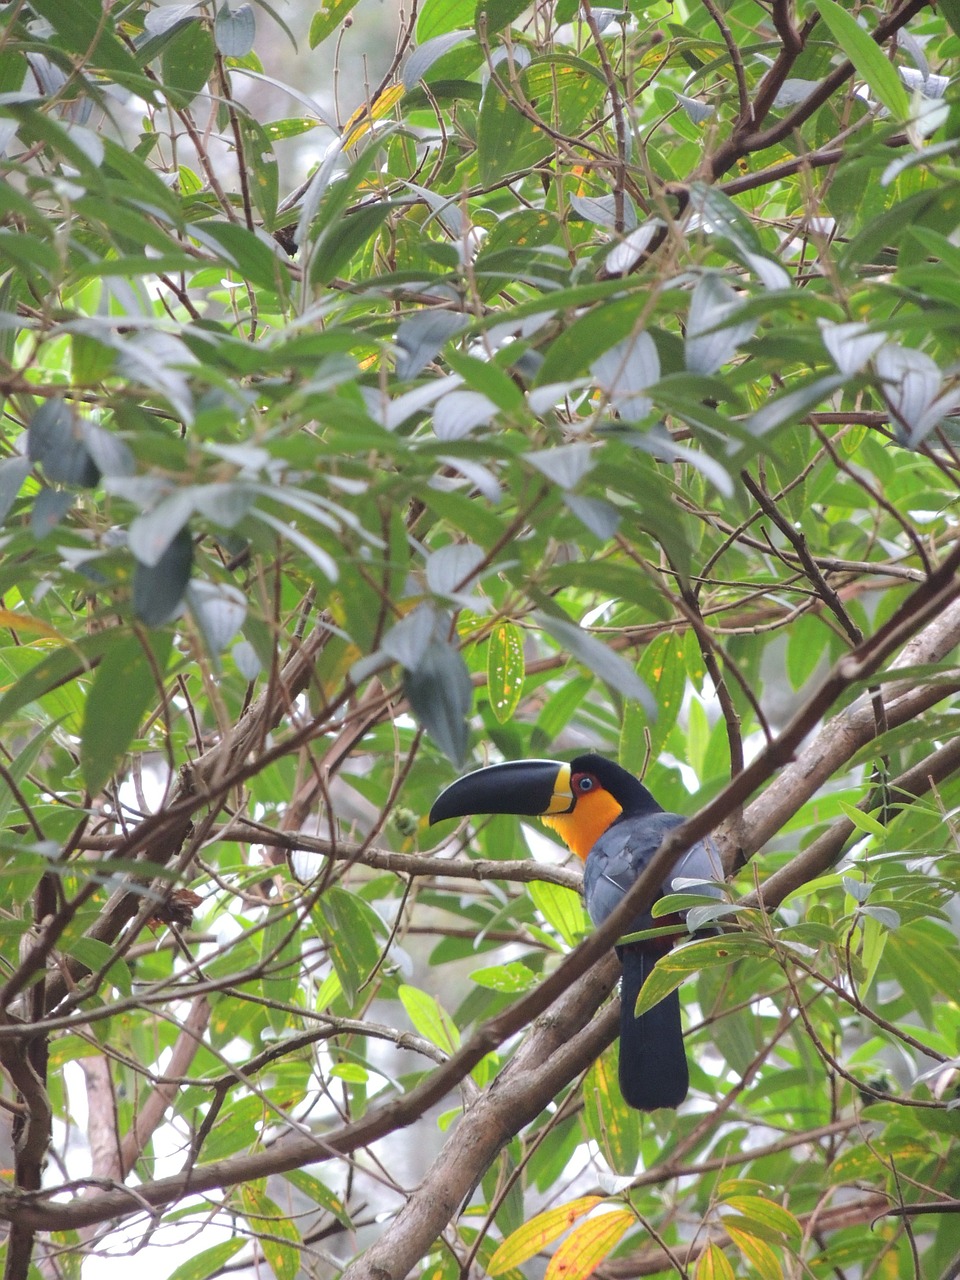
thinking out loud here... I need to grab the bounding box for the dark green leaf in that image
[28,401,100,488]
[160,19,216,104]
[309,0,362,48]
[309,201,395,286]
[80,630,173,795]
[475,0,528,35]
[132,527,194,626]
[403,638,473,766]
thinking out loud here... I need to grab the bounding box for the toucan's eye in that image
[575,775,594,793]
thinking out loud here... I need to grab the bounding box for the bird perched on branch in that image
[430,753,722,1110]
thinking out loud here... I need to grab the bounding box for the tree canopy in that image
[0,0,959,1277]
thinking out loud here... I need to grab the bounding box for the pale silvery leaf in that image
[819,320,887,376]
[675,92,713,123]
[527,379,590,414]
[685,274,756,375]
[115,331,197,425]
[637,428,734,497]
[565,493,621,539]
[535,611,654,712]
[591,330,659,421]
[395,311,469,380]
[381,605,440,669]
[425,543,485,596]
[403,31,473,89]
[129,490,196,567]
[772,78,820,108]
[434,390,498,440]
[742,251,791,291]
[570,192,638,231]
[897,28,929,80]
[482,44,532,90]
[186,580,247,652]
[435,456,502,502]
[604,221,661,275]
[745,375,846,439]
[876,344,942,438]
[524,443,593,489]
[368,376,462,431]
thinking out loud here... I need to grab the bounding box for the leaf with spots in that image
[487,622,525,724]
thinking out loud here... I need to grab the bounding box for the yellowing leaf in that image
[722,1195,802,1241]
[544,1209,634,1280]
[695,1243,736,1280]
[583,1046,641,1176]
[488,1197,603,1274]
[343,84,405,148]
[0,610,68,642]
[239,1181,301,1280]
[725,1223,783,1280]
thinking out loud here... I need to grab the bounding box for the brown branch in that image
[119,996,211,1177]
[701,0,930,182]
[3,551,959,1244]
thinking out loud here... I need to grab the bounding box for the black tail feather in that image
[617,947,688,1111]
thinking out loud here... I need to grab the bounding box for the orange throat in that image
[541,788,622,860]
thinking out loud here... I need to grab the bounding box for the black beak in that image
[429,759,574,824]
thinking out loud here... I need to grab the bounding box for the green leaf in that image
[236,113,279,227]
[527,877,589,948]
[812,0,910,121]
[837,800,886,838]
[258,912,301,1034]
[308,201,395,285]
[28,0,147,81]
[546,1209,634,1280]
[318,887,383,1007]
[476,77,549,186]
[417,0,476,41]
[282,1170,351,1225]
[475,0,528,34]
[619,633,686,766]
[939,0,960,36]
[65,938,132,996]
[133,527,194,626]
[160,19,217,105]
[469,960,538,992]
[398,983,460,1051]
[487,622,525,724]
[0,724,59,829]
[632,935,772,1018]
[0,632,115,731]
[80,630,173,795]
[309,0,362,48]
[165,1241,246,1280]
[239,1182,301,1280]
[403,638,473,767]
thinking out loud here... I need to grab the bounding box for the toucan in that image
[429,752,722,1110]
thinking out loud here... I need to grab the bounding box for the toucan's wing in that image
[582,812,684,932]
[583,814,723,935]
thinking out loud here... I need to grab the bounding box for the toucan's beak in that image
[429,759,574,824]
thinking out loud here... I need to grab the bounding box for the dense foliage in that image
[0,0,959,1276]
